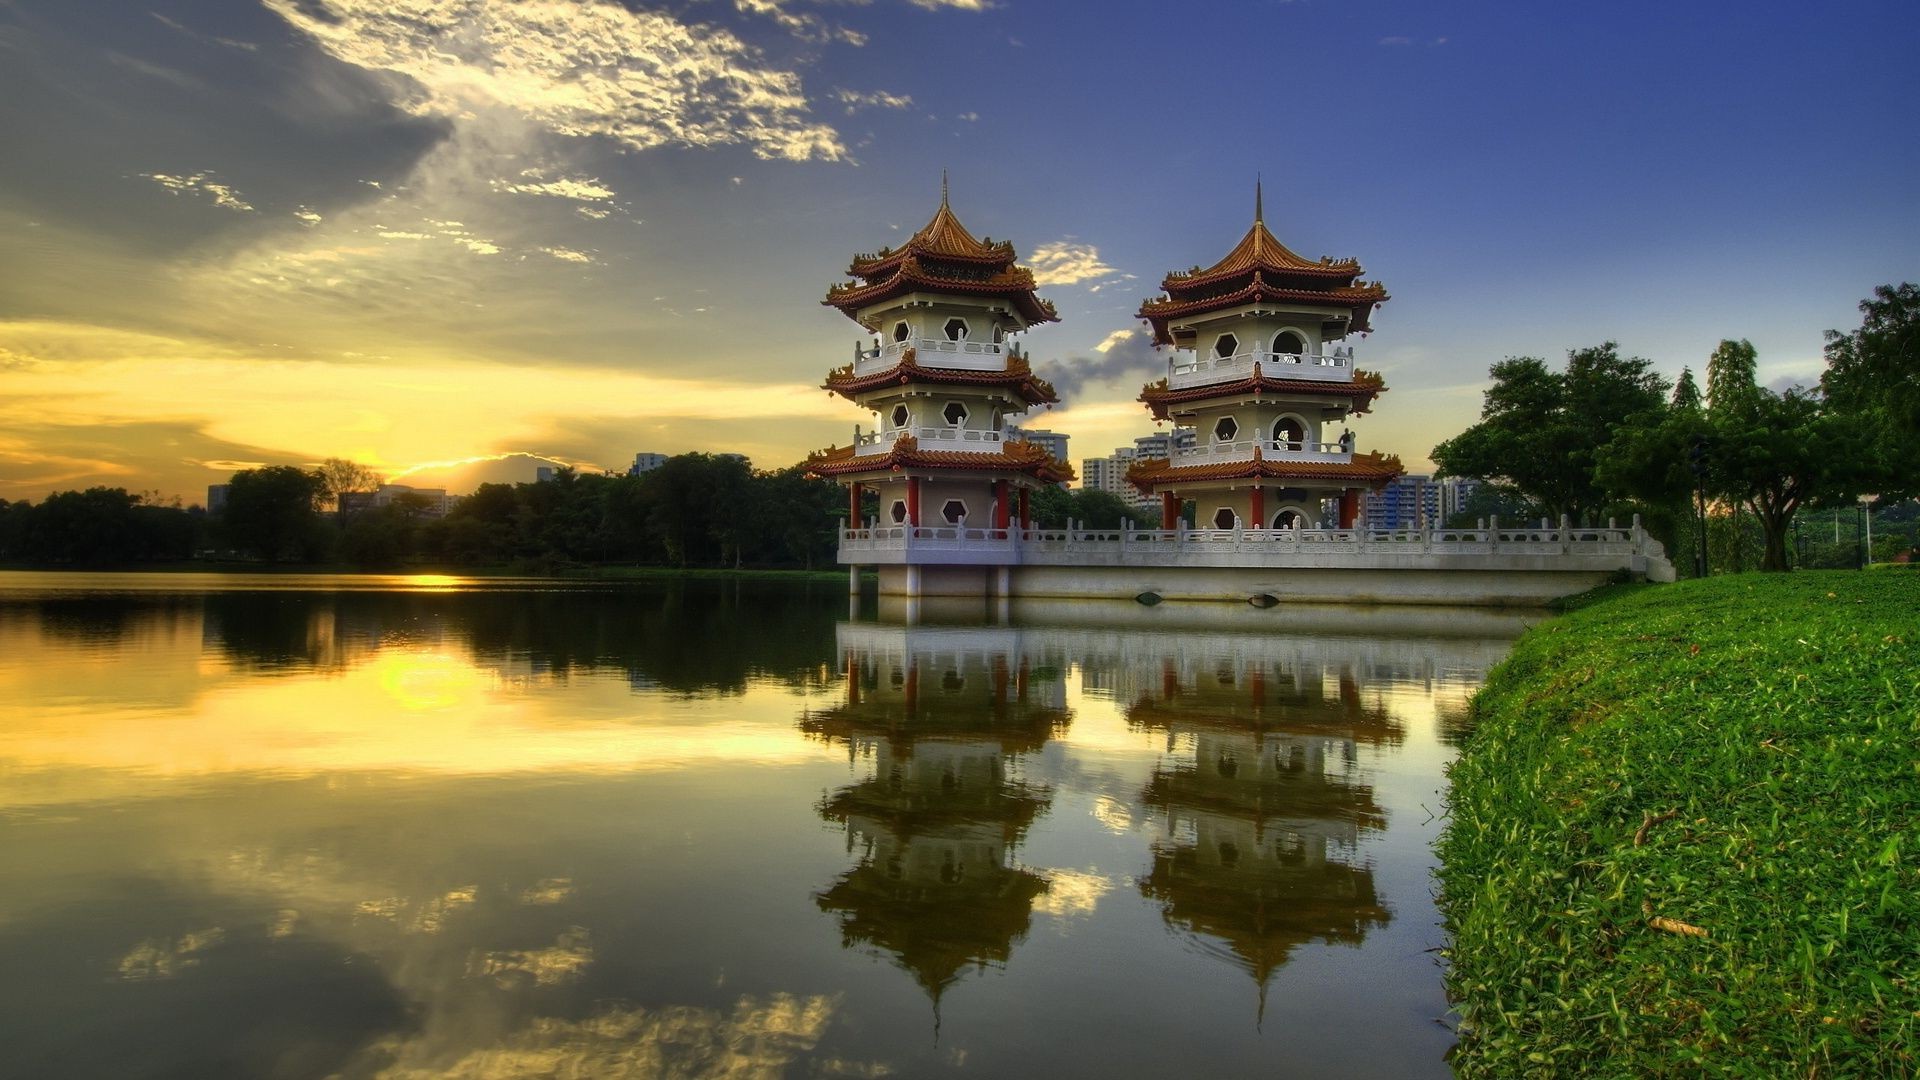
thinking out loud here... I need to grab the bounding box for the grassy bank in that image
[1438,572,1918,1077]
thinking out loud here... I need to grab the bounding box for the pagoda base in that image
[851,523,1675,608]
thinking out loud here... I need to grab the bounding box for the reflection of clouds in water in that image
[471,926,593,988]
[1033,868,1114,919]
[520,877,574,905]
[1091,794,1135,834]
[116,927,226,980]
[366,993,878,1079]
[352,885,477,934]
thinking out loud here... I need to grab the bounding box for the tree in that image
[1821,282,1920,499]
[222,466,326,562]
[1603,339,1870,572]
[315,458,384,510]
[1433,344,1670,524]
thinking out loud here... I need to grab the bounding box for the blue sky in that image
[0,0,1913,500]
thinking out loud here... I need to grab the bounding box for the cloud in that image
[1027,239,1120,287]
[139,172,256,213]
[294,206,324,226]
[492,169,616,202]
[537,246,594,264]
[735,0,868,45]
[1035,328,1162,399]
[834,88,914,114]
[909,0,996,9]
[263,0,849,162]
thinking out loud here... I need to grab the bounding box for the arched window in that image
[1272,417,1304,449]
[1275,508,1303,530]
[1272,330,1306,355]
[1213,333,1239,359]
[943,317,968,341]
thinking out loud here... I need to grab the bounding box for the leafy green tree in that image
[1433,344,1670,524]
[1821,282,1920,499]
[222,466,326,562]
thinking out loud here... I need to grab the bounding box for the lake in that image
[0,572,1533,1079]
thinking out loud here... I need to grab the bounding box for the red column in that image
[1161,491,1179,530]
[993,480,1010,531]
[846,651,860,705]
[1018,487,1031,530]
[906,476,921,527]
[1250,486,1266,529]
[1339,488,1360,529]
[904,661,919,709]
[848,482,862,528]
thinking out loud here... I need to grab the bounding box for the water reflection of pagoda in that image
[1123,642,1402,1005]
[802,626,1070,1005]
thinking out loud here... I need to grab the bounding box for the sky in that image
[0,0,1915,503]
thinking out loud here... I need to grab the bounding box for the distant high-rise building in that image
[1363,474,1445,530]
[627,453,668,476]
[1080,430,1198,509]
[338,484,452,518]
[535,466,556,483]
[206,484,230,513]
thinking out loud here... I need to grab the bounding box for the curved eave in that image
[806,440,1077,484]
[1136,374,1386,420]
[1125,452,1405,493]
[825,264,1059,327]
[823,357,1060,406]
[1137,280,1388,343]
[845,201,1017,276]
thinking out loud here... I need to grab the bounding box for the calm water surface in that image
[0,572,1533,1079]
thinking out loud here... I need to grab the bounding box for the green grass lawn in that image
[1438,571,1919,1077]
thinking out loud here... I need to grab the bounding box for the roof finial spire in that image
[941,169,950,208]
[1254,174,1264,224]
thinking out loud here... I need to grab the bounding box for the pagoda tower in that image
[808,185,1073,554]
[1129,185,1404,531]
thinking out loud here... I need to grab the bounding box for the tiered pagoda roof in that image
[1137,185,1388,346]
[1138,367,1386,421]
[825,190,1059,328]
[806,436,1077,485]
[823,348,1060,407]
[1126,449,1404,494]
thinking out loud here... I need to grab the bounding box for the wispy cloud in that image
[735,0,867,46]
[262,0,849,162]
[537,246,594,264]
[492,169,616,202]
[139,172,255,213]
[833,88,914,114]
[1028,239,1120,287]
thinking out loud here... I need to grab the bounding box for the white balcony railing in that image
[855,336,1007,376]
[1175,438,1352,465]
[1168,347,1353,389]
[853,426,1007,456]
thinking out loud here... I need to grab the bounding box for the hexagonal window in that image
[942,499,968,525]
[944,317,969,341]
[891,404,910,429]
[890,500,908,524]
[1272,331,1306,355]
[1213,333,1239,359]
[943,401,968,426]
[1212,507,1237,529]
[1213,416,1239,442]
[892,321,911,343]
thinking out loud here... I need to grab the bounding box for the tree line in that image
[1432,283,1919,573]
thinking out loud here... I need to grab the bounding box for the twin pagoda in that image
[809,186,1674,604]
